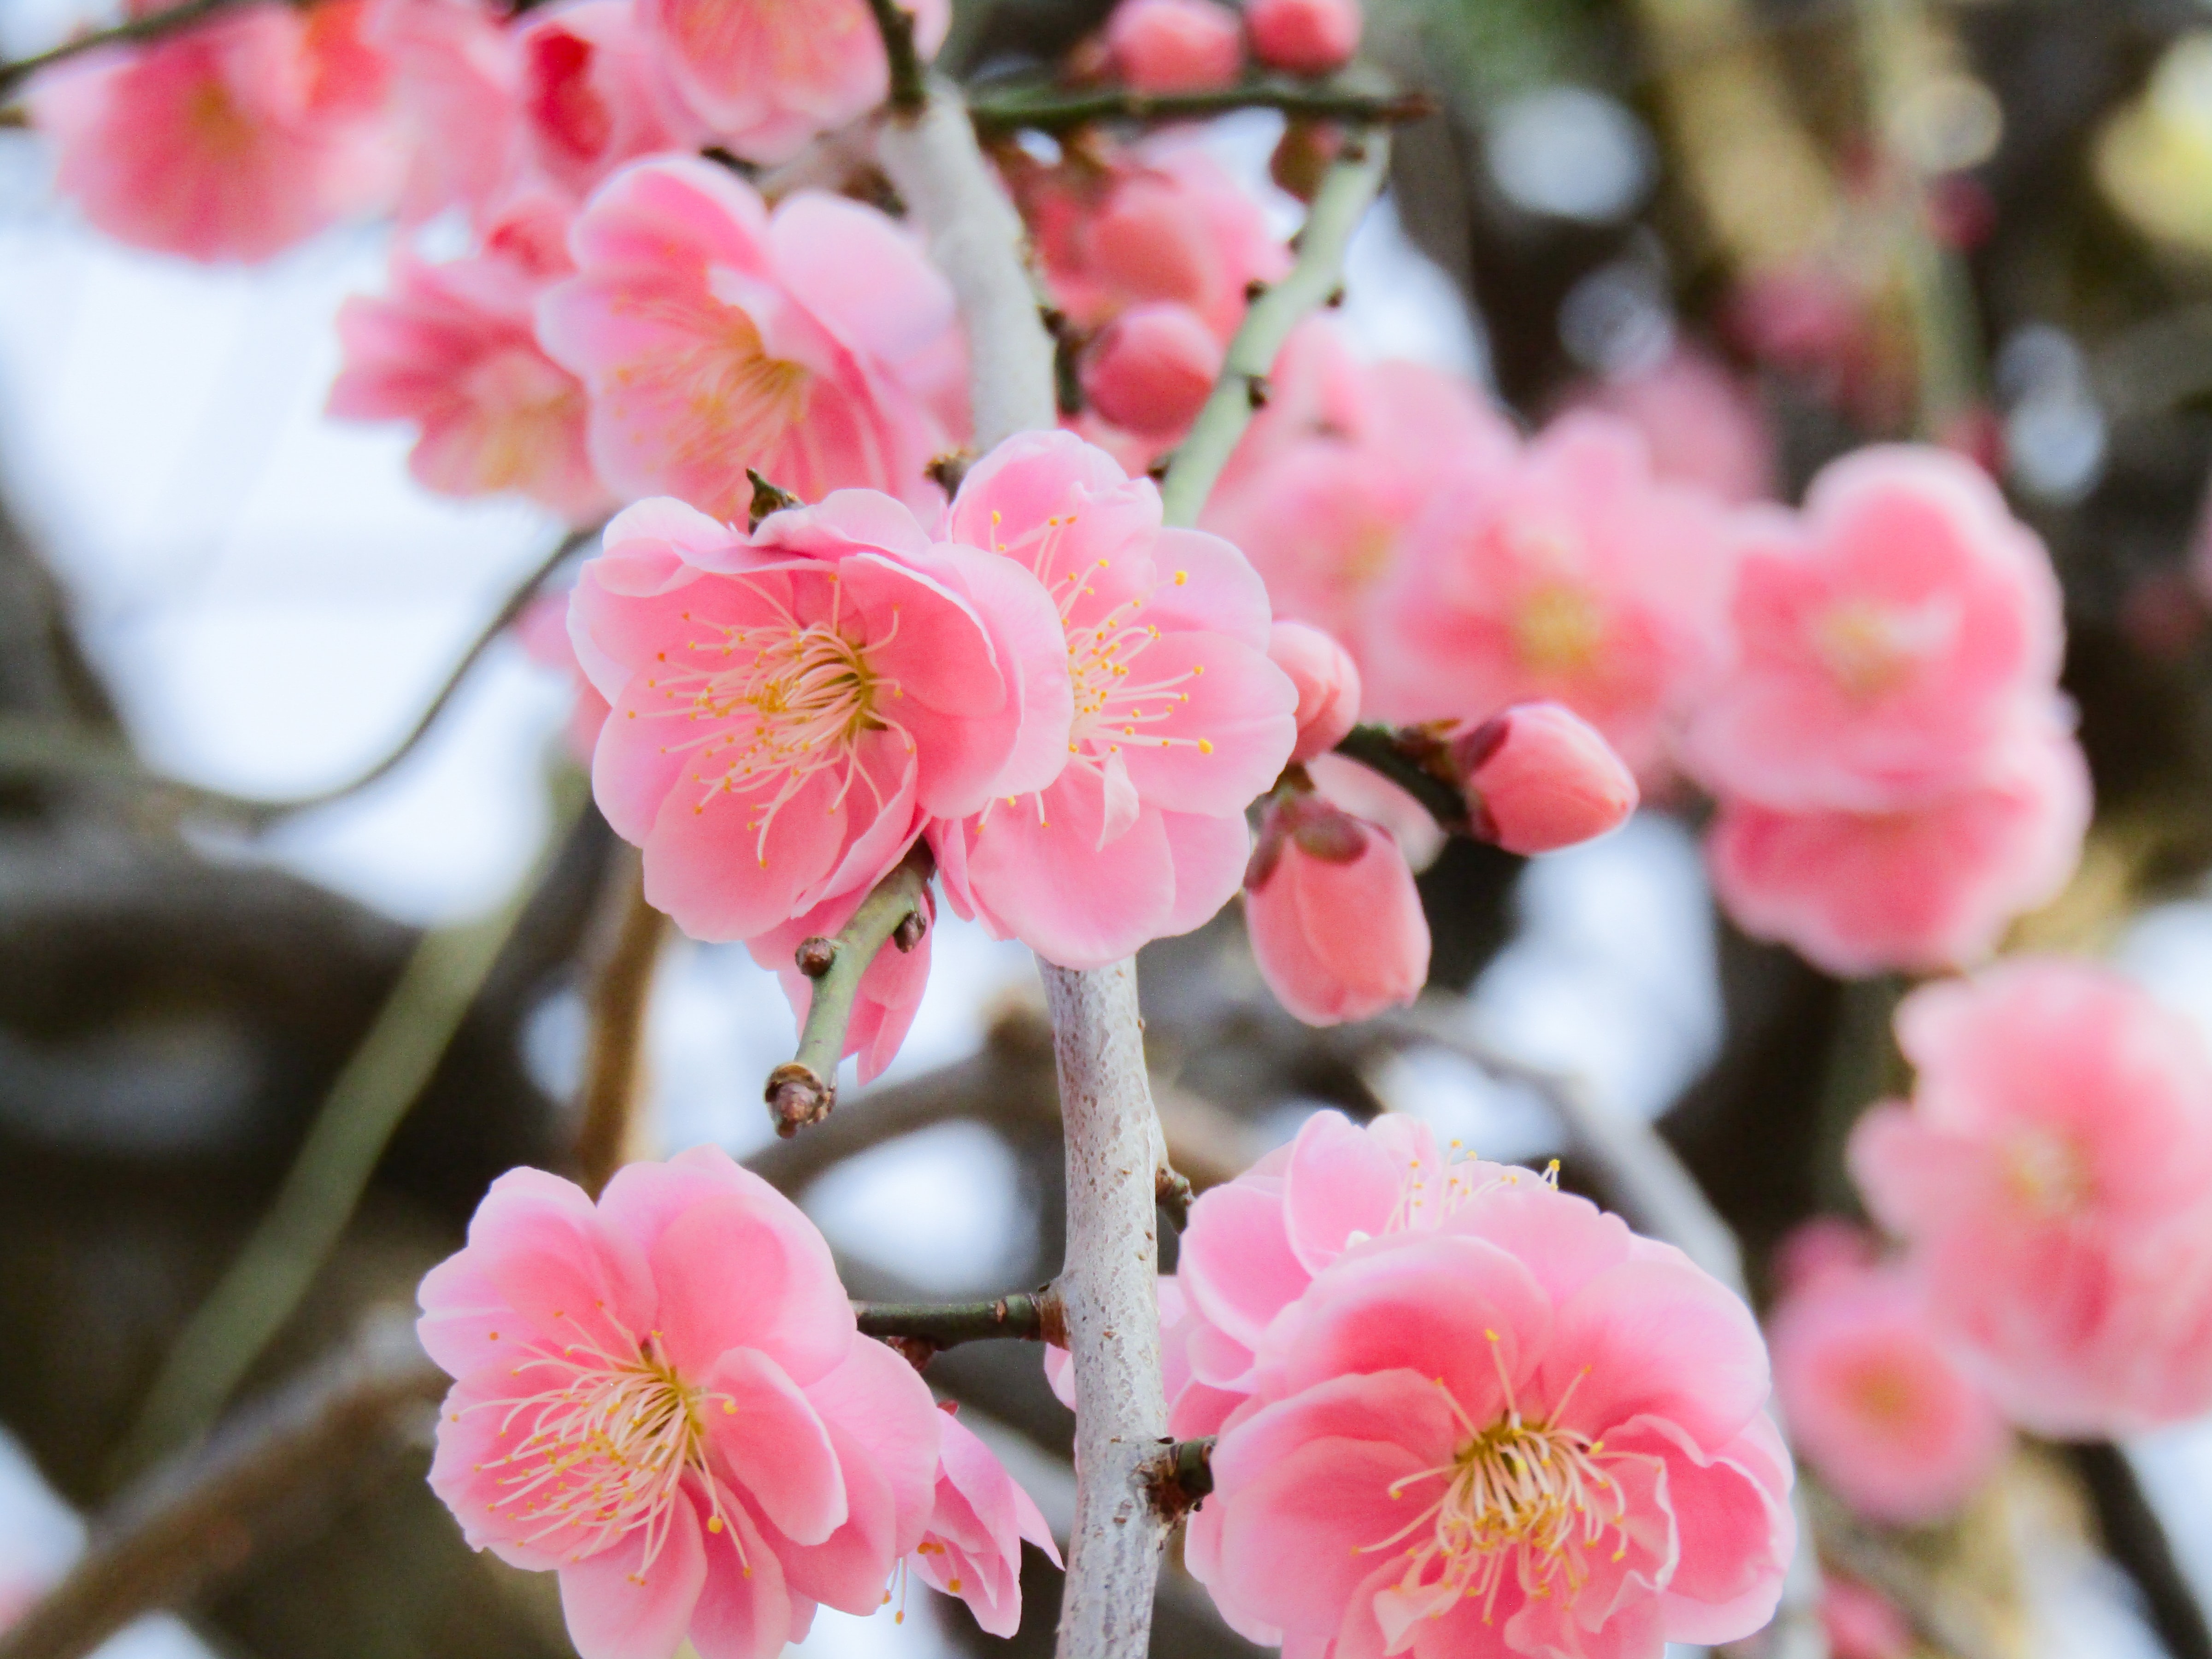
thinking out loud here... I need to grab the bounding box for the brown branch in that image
[854,1290,1062,1366]
[0,1318,444,1659]
[970,77,1431,137]
[1328,724,1470,836]
[573,845,669,1197]
[0,0,263,98]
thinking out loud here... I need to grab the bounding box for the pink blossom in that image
[514,0,705,200]
[1683,445,2065,812]
[1269,621,1361,763]
[1186,1188,1794,1655]
[539,157,967,522]
[567,485,1070,943]
[1767,1230,2007,1525]
[641,0,949,165]
[1244,790,1428,1026]
[32,0,403,263]
[1565,347,1775,506]
[746,882,934,1086]
[1081,302,1224,441]
[1104,0,1244,93]
[1707,718,2089,977]
[1850,959,2212,1436]
[1454,700,1639,856]
[1363,411,1734,778]
[1821,1577,1912,1659]
[1246,0,1361,76]
[1202,319,1518,653]
[368,0,520,224]
[517,590,614,763]
[1025,139,1289,344]
[418,1147,941,1659]
[330,198,612,522]
[929,432,1298,970]
[907,1406,1060,1637]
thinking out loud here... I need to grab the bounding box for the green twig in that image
[855,1290,1062,1361]
[112,778,588,1480]
[765,841,935,1136]
[0,0,260,97]
[1330,723,1469,834]
[971,78,1430,137]
[1157,132,1391,528]
[860,0,927,114]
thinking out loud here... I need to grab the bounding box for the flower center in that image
[1512,582,1606,678]
[2004,1125,2092,1219]
[1812,599,1953,702]
[469,1323,742,1579]
[641,591,910,864]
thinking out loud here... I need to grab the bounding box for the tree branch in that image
[0,1318,444,1659]
[971,77,1430,137]
[0,0,260,98]
[859,0,926,113]
[1157,132,1390,527]
[1330,723,1469,835]
[765,841,935,1136]
[573,845,669,1196]
[855,1290,1063,1358]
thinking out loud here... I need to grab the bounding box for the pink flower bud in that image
[1266,621,1361,762]
[1080,302,1223,438]
[1245,793,1428,1025]
[1246,0,1360,75]
[1454,701,1638,854]
[1104,0,1242,94]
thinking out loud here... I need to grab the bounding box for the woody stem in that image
[853,1290,1063,1353]
[1330,723,1471,834]
[970,77,1430,137]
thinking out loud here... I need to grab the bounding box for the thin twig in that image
[765,841,935,1136]
[2070,1443,2212,1659]
[970,77,1431,136]
[1330,724,1469,835]
[112,777,588,1479]
[859,0,927,113]
[0,1317,444,1659]
[1157,132,1390,527]
[855,1290,1062,1358]
[0,0,258,98]
[572,845,669,1196]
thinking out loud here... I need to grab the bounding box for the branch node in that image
[747,469,801,530]
[766,1062,834,1137]
[795,936,839,978]
[1155,1165,1194,1230]
[925,451,973,495]
[1246,375,1272,410]
[1147,1437,1216,1522]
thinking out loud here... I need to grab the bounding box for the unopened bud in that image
[1267,621,1361,762]
[1104,0,1243,93]
[1081,302,1223,439]
[1247,0,1361,75]
[1453,701,1637,855]
[1244,789,1429,1026]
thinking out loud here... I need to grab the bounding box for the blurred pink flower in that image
[1566,347,1775,505]
[540,157,967,522]
[1767,1228,2008,1525]
[930,433,1297,969]
[513,0,704,201]
[1203,319,1518,654]
[367,0,520,224]
[746,882,934,1086]
[33,0,403,262]
[1246,0,1360,75]
[516,590,614,762]
[1186,1194,1794,1655]
[567,485,1069,942]
[1080,301,1223,441]
[1104,0,1243,93]
[642,0,948,164]
[1268,620,1361,763]
[1821,1577,1912,1659]
[1851,958,2212,1435]
[1244,790,1428,1026]
[1365,411,1736,779]
[1707,718,2089,977]
[1684,445,2064,812]
[908,1406,1060,1637]
[1454,700,1639,856]
[330,197,612,522]
[418,1147,941,1659]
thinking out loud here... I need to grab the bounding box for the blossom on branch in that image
[1244,787,1428,1026]
[1246,0,1362,76]
[513,0,706,201]
[1453,700,1640,856]
[906,1406,1061,1637]
[1268,620,1362,763]
[418,1147,941,1659]
[540,157,968,521]
[368,0,522,225]
[1103,0,1244,94]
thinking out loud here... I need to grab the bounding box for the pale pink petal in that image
[701,1348,847,1545]
[555,1490,709,1659]
[647,1193,856,1384]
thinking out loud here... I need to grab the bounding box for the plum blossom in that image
[1080,302,1224,441]
[1187,1184,1794,1656]
[539,157,968,522]
[1454,700,1640,856]
[33,0,404,263]
[1767,1226,2008,1525]
[1244,788,1429,1026]
[1683,445,2064,812]
[418,1147,941,1659]
[1104,0,1243,94]
[1203,319,1517,654]
[1565,347,1774,506]
[368,0,521,224]
[1850,959,2212,1436]
[513,0,706,201]
[746,882,935,1087]
[1707,716,2089,977]
[929,432,1298,969]
[1269,621,1362,763]
[641,0,949,165]
[330,196,612,522]
[1307,752,1447,873]
[905,1407,1060,1637]
[517,591,614,763]
[566,484,1070,943]
[1821,1577,1912,1659]
[1364,411,1734,778]
[1246,0,1362,75]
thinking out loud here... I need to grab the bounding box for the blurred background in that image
[7,0,2212,1655]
